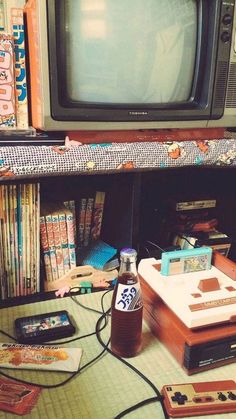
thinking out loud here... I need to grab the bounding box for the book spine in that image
[58,212,70,273]
[1,185,10,297]
[11,5,29,129]
[30,183,36,293]
[35,183,40,293]
[25,184,31,295]
[20,183,26,295]
[91,191,105,241]
[0,218,6,299]
[83,197,94,247]
[4,185,13,297]
[30,183,38,294]
[39,215,53,283]
[0,2,4,31]
[0,186,5,299]
[12,184,19,296]
[17,184,23,295]
[64,200,76,243]
[9,185,16,297]
[65,211,76,268]
[0,33,16,127]
[77,198,87,249]
[1,185,9,297]
[45,214,58,281]
[51,213,64,278]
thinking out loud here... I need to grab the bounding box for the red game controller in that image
[161,380,236,417]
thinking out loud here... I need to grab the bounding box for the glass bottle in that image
[110,248,143,357]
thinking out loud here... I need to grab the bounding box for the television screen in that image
[57,0,198,105]
[25,0,236,130]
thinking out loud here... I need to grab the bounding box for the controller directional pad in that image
[171,391,188,405]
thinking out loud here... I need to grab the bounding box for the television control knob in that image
[222,14,232,25]
[221,31,231,43]
[218,392,227,401]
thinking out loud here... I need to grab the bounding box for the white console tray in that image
[138,257,236,329]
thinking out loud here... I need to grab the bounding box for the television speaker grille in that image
[225,62,236,108]
[214,61,228,108]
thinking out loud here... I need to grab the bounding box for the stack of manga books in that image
[40,202,76,284]
[0,183,40,299]
[77,191,106,249]
[40,191,106,286]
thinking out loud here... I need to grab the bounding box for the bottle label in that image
[114,283,143,312]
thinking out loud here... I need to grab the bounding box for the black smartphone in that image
[15,310,76,344]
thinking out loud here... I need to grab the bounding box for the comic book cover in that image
[0,33,16,127]
[0,0,29,128]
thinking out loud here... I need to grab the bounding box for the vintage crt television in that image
[25,0,236,131]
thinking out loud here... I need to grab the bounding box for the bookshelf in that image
[0,2,236,309]
[1,137,236,307]
[0,164,140,307]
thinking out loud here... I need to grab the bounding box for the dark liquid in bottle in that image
[111,272,143,358]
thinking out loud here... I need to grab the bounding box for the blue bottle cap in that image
[120,248,137,259]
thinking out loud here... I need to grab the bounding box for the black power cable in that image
[0,290,169,417]
[94,296,169,419]
[0,292,111,388]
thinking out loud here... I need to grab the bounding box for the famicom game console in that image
[138,252,236,375]
[139,249,236,329]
